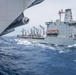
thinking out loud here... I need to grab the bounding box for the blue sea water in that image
[0,36,76,75]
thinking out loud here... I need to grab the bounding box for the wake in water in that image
[15,38,76,53]
[0,36,76,75]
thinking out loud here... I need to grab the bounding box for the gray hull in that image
[44,37,76,46]
[0,0,44,35]
[21,37,76,46]
[0,0,35,34]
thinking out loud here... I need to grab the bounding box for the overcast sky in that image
[6,0,76,36]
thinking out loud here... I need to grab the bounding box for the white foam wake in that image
[15,38,56,50]
[16,39,31,45]
[68,44,76,48]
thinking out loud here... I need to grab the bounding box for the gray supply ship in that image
[18,9,76,46]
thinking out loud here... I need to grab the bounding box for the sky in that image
[5,0,76,36]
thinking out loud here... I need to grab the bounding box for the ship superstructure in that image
[18,9,76,46]
[45,9,76,45]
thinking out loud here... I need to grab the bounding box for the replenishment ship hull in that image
[20,37,76,46]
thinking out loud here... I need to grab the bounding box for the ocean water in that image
[0,36,76,75]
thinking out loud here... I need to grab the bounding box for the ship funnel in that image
[64,9,73,22]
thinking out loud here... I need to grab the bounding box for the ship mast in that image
[58,9,64,21]
[40,25,45,35]
[33,26,39,37]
